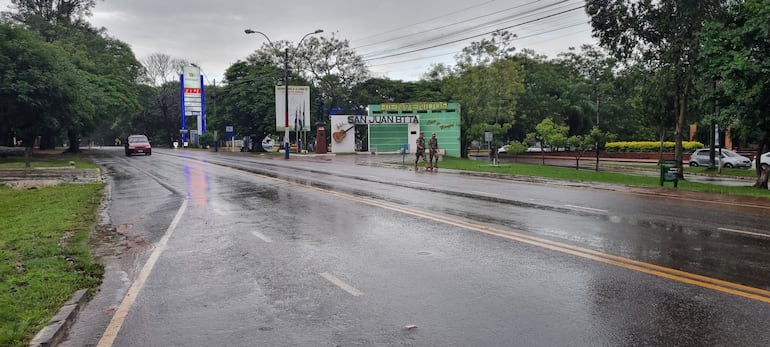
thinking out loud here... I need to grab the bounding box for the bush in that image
[605,141,704,153]
[198,133,215,148]
[505,141,528,154]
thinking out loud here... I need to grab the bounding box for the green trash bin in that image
[660,160,679,187]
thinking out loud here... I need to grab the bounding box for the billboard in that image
[275,86,310,132]
[183,65,202,117]
[181,65,205,140]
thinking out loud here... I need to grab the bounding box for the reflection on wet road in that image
[184,164,210,206]
[65,148,770,347]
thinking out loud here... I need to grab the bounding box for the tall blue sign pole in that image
[200,75,206,135]
[180,74,186,144]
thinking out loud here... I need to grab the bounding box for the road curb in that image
[29,289,89,347]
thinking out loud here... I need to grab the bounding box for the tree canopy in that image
[0,23,78,160]
[699,0,770,187]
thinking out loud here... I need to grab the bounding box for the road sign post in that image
[484,132,497,165]
[225,126,234,152]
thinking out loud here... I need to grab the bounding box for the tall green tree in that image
[219,59,285,148]
[511,50,574,142]
[557,45,618,136]
[4,0,97,27]
[448,31,525,158]
[0,23,79,164]
[608,64,663,141]
[4,0,141,152]
[586,0,727,178]
[55,27,142,151]
[699,0,770,188]
[298,34,369,125]
[245,33,368,144]
[349,78,416,114]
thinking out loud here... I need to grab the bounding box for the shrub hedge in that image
[605,141,704,153]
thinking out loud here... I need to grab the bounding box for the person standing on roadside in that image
[414,132,426,171]
[428,132,439,171]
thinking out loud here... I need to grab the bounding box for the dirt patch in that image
[89,224,129,261]
[0,168,102,189]
[3,180,63,189]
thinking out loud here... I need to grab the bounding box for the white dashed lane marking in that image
[320,272,364,297]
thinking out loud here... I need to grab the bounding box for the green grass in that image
[685,166,758,177]
[601,163,759,177]
[435,157,770,199]
[0,183,105,347]
[0,151,97,169]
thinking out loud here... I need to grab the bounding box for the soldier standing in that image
[414,132,427,171]
[428,132,439,171]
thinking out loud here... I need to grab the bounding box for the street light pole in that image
[244,28,323,159]
[284,47,290,159]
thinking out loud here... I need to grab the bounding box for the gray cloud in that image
[1,0,596,82]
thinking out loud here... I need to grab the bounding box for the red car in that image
[125,135,152,156]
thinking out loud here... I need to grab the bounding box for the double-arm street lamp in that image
[244,28,323,159]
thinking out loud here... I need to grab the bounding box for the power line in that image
[366,21,588,68]
[359,1,584,59]
[355,0,569,50]
[350,0,498,45]
[363,5,584,62]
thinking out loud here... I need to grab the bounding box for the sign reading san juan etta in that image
[347,115,420,124]
[348,103,452,124]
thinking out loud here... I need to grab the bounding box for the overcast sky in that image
[1,0,597,83]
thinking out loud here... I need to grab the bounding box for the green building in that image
[366,102,461,157]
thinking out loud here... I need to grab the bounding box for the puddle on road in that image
[89,223,152,269]
[89,224,129,261]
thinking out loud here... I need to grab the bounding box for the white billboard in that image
[330,115,356,153]
[275,86,310,132]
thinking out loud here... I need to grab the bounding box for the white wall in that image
[330,115,356,153]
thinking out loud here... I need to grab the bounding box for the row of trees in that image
[1,0,141,158]
[2,1,768,187]
[587,0,770,187]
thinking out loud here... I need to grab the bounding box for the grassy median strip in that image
[0,152,98,169]
[0,183,104,347]
[437,157,770,199]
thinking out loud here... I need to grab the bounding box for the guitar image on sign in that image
[333,125,355,143]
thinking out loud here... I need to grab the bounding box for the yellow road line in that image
[301,176,770,304]
[217,160,770,304]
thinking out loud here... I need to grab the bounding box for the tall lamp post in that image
[244,28,323,159]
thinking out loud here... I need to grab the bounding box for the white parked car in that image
[497,145,510,154]
[757,152,770,170]
[526,144,552,153]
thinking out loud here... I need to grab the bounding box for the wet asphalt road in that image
[62,147,770,346]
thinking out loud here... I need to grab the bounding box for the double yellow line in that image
[230,161,770,304]
[303,180,770,304]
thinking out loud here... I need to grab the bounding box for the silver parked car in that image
[689,148,751,168]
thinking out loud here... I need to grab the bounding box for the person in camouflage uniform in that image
[427,132,439,171]
[414,132,426,171]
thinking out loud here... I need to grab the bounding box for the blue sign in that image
[225,125,234,138]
